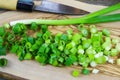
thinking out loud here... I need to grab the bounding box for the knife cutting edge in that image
[0,0,89,15]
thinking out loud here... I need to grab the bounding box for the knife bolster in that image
[0,0,18,10]
[17,0,34,12]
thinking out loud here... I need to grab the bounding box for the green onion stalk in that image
[10,3,120,26]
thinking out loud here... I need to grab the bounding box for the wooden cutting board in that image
[0,0,120,80]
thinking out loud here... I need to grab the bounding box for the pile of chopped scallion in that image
[0,3,120,77]
[0,23,120,77]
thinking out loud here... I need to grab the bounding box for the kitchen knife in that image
[0,0,89,15]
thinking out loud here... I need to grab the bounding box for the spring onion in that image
[102,28,110,37]
[0,4,120,76]
[108,58,114,64]
[10,44,19,53]
[0,27,5,36]
[30,22,38,31]
[112,38,119,44]
[90,61,97,67]
[0,37,3,46]
[0,58,8,67]
[92,69,99,74]
[72,70,80,77]
[65,55,77,66]
[82,39,91,49]
[110,49,118,56]
[95,56,106,64]
[10,3,120,26]
[81,27,89,37]
[3,23,10,29]
[0,46,6,56]
[82,68,90,75]
[24,53,32,60]
[90,25,97,33]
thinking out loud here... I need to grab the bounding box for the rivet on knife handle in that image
[0,0,34,12]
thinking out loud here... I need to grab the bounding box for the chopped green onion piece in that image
[35,55,47,65]
[43,31,51,40]
[105,37,111,43]
[110,49,118,56]
[87,53,95,61]
[0,58,8,67]
[112,38,119,44]
[12,24,22,34]
[92,41,102,52]
[81,27,88,37]
[11,44,19,53]
[0,27,5,36]
[12,23,26,34]
[67,29,73,35]
[66,42,73,50]
[45,39,51,44]
[82,68,90,75]
[27,37,35,44]
[104,50,110,56]
[51,60,59,66]
[78,48,84,54]
[0,46,6,56]
[7,34,15,42]
[90,25,97,33]
[30,44,38,51]
[72,70,80,77]
[115,43,120,52]
[82,39,91,49]
[70,47,77,54]
[0,37,3,46]
[58,57,64,63]
[41,25,48,33]
[78,54,86,63]
[102,28,110,37]
[58,45,64,51]
[54,33,62,43]
[24,53,32,60]
[25,42,32,49]
[65,55,77,66]
[102,42,112,51]
[35,38,44,45]
[36,32,42,38]
[72,33,82,42]
[78,45,84,54]
[61,34,68,41]
[30,22,38,31]
[64,48,70,55]
[4,23,10,29]
[90,61,97,67]
[18,48,26,61]
[91,32,102,42]
[95,56,106,64]
[38,43,48,53]
[92,69,99,74]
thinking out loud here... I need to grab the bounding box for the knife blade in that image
[34,0,89,15]
[0,0,89,15]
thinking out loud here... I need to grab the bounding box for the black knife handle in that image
[17,0,34,12]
